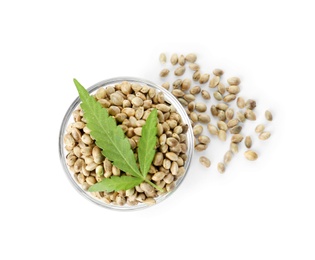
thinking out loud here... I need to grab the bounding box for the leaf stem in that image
[145,179,164,192]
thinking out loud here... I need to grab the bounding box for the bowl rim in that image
[59,76,194,211]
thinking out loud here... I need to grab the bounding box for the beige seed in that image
[259,131,271,140]
[199,74,210,84]
[173,79,182,89]
[188,101,195,112]
[153,152,164,166]
[255,124,265,133]
[230,142,239,154]
[198,114,211,123]
[217,121,228,131]
[245,99,256,110]
[231,134,244,143]
[152,171,166,182]
[199,156,211,168]
[86,176,96,186]
[227,77,241,86]
[245,136,252,148]
[218,82,226,95]
[156,104,170,112]
[183,94,195,102]
[195,102,207,112]
[227,119,239,128]
[193,124,203,136]
[95,87,107,100]
[178,98,188,106]
[224,151,233,164]
[170,53,178,65]
[192,70,201,81]
[165,152,178,161]
[159,53,167,64]
[227,85,240,94]
[178,55,185,66]
[190,85,201,95]
[213,92,223,101]
[207,124,219,136]
[185,53,197,63]
[159,68,170,77]
[92,146,104,164]
[265,110,273,121]
[189,63,200,71]
[245,109,256,121]
[190,112,198,122]
[174,66,186,76]
[229,125,242,134]
[217,110,226,121]
[161,82,170,90]
[217,162,225,174]
[218,130,227,141]
[209,76,220,88]
[182,78,191,91]
[213,68,224,76]
[81,134,93,145]
[64,134,75,148]
[237,97,245,109]
[244,150,258,161]
[195,143,207,151]
[225,108,234,121]
[198,135,211,144]
[216,103,229,111]
[210,105,218,116]
[201,90,211,100]
[236,111,246,122]
[223,94,236,103]
[170,161,179,175]
[172,89,185,97]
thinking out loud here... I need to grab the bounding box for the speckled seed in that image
[213,68,224,76]
[198,135,210,144]
[189,63,200,71]
[195,144,207,151]
[229,125,242,134]
[217,163,225,174]
[213,92,223,101]
[170,53,178,65]
[230,142,239,154]
[217,121,228,131]
[160,68,170,77]
[255,124,265,133]
[188,101,195,112]
[223,94,236,103]
[178,55,185,66]
[192,70,201,81]
[198,114,211,123]
[190,112,198,122]
[185,53,197,63]
[159,53,166,64]
[178,98,188,106]
[190,85,201,95]
[195,102,207,112]
[245,136,252,148]
[217,110,226,121]
[259,132,271,140]
[207,124,219,136]
[170,161,178,175]
[201,90,211,100]
[225,108,234,121]
[265,110,273,121]
[245,109,256,121]
[173,79,182,89]
[227,119,239,128]
[218,82,226,95]
[152,171,166,182]
[184,94,195,102]
[227,77,241,86]
[245,99,256,110]
[224,151,233,164]
[210,105,218,116]
[199,74,210,84]
[218,130,227,141]
[231,134,244,143]
[244,150,258,161]
[161,82,170,90]
[166,152,178,161]
[209,76,220,88]
[182,78,191,91]
[153,152,164,166]
[174,66,186,76]
[172,89,185,97]
[236,112,246,122]
[227,85,240,94]
[193,124,203,136]
[199,156,211,168]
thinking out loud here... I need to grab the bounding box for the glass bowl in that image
[59,77,194,210]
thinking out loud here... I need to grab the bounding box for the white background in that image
[1,1,314,259]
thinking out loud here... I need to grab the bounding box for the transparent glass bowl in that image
[59,77,194,210]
